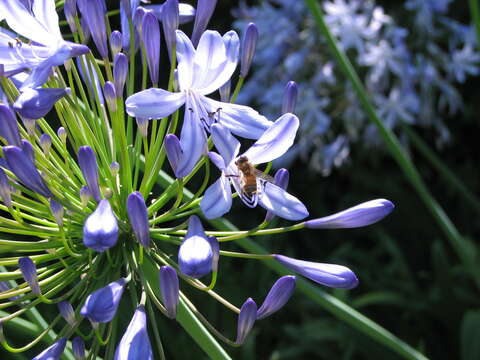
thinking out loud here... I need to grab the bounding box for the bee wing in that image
[253,168,275,183]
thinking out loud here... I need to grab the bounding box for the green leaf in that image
[461,310,480,360]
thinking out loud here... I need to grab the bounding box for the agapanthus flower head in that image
[80,278,127,323]
[235,298,257,345]
[178,215,214,278]
[32,338,67,360]
[274,255,359,289]
[83,199,119,252]
[114,305,153,360]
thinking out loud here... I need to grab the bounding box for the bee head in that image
[235,156,248,166]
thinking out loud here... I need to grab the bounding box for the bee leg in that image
[225,174,240,178]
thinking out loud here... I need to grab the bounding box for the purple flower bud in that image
[282,81,298,114]
[219,80,231,103]
[133,7,147,33]
[50,199,64,227]
[114,305,153,360]
[3,145,52,198]
[265,168,290,222]
[110,30,123,57]
[191,0,217,46]
[208,236,220,272]
[18,257,40,295]
[162,0,179,59]
[40,134,52,156]
[77,146,101,202]
[58,301,75,325]
[57,127,67,143]
[22,118,36,137]
[136,117,149,137]
[256,276,296,320]
[142,12,160,85]
[110,161,120,176]
[113,53,129,96]
[240,23,258,78]
[274,255,359,289]
[81,16,91,42]
[178,216,213,278]
[14,88,70,119]
[83,199,119,252]
[0,167,12,208]
[127,191,150,248]
[164,134,182,173]
[304,199,395,229]
[77,0,108,58]
[80,186,91,207]
[0,104,21,146]
[65,0,78,32]
[104,81,117,112]
[72,336,86,359]
[159,266,179,319]
[235,298,257,345]
[32,338,67,360]
[20,140,34,163]
[80,278,127,323]
[0,281,19,301]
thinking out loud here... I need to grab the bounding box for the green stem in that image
[469,0,480,44]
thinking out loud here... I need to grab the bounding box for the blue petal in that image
[32,0,61,40]
[259,182,308,221]
[243,113,299,165]
[200,174,232,219]
[202,96,272,139]
[175,30,195,90]
[211,122,240,167]
[14,88,69,119]
[207,151,225,170]
[125,88,185,119]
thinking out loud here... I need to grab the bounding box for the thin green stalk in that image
[304,0,479,288]
[469,0,480,44]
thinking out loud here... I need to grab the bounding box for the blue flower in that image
[178,215,214,278]
[0,0,89,89]
[200,113,308,220]
[13,87,70,119]
[83,199,118,252]
[256,276,296,320]
[80,278,127,323]
[235,298,257,345]
[126,29,271,178]
[77,146,102,202]
[127,192,150,248]
[114,305,153,360]
[159,266,180,319]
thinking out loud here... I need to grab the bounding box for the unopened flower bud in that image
[256,276,296,319]
[58,301,75,325]
[191,0,217,46]
[40,134,52,157]
[159,266,179,319]
[235,298,257,345]
[136,117,149,137]
[240,23,258,78]
[83,199,118,252]
[77,146,101,202]
[282,81,298,114]
[114,53,128,97]
[77,0,108,58]
[14,87,70,119]
[18,257,40,295]
[0,104,21,146]
[0,168,12,208]
[50,199,64,227]
[164,134,182,173]
[114,305,153,359]
[32,338,67,360]
[133,7,147,33]
[162,0,179,59]
[80,186,91,207]
[127,191,150,248]
[104,81,117,112]
[110,30,123,57]
[64,0,78,32]
[80,278,127,323]
[72,337,86,360]
[142,12,161,85]
[110,161,120,177]
[57,127,67,143]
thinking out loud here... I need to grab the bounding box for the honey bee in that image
[234,155,274,207]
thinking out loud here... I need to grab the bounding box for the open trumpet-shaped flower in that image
[0,0,89,89]
[126,29,272,177]
[200,113,308,220]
